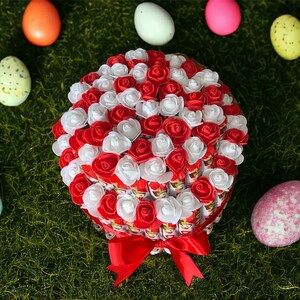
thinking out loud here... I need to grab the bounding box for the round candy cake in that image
[52,48,248,286]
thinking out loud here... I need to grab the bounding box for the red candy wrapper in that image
[169,172,186,196]
[179,211,197,235]
[145,227,160,240]
[162,222,177,239]
[110,175,128,195]
[131,178,150,199]
[186,161,203,186]
[126,222,144,235]
[110,218,126,232]
[148,182,168,199]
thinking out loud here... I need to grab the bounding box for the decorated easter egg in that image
[205,0,241,36]
[270,14,300,60]
[0,197,2,215]
[251,181,300,247]
[134,2,175,45]
[22,0,61,46]
[0,56,31,106]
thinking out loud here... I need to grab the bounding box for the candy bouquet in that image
[52,48,248,286]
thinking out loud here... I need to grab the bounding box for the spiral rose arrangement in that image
[52,48,248,241]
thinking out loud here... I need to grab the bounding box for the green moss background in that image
[0,0,299,299]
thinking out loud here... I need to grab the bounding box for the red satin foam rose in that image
[166,148,188,175]
[222,128,248,146]
[163,117,191,147]
[69,129,87,154]
[81,88,104,106]
[184,92,205,111]
[106,54,126,66]
[59,148,75,168]
[192,122,220,146]
[84,121,112,146]
[147,64,169,85]
[140,115,163,137]
[80,72,100,85]
[92,153,120,181]
[114,76,136,94]
[137,80,159,100]
[98,191,119,220]
[159,80,184,99]
[190,176,216,204]
[181,59,202,78]
[52,119,66,140]
[212,155,238,175]
[108,105,136,126]
[222,103,241,116]
[133,200,161,229]
[202,85,224,106]
[69,173,92,206]
[126,138,154,163]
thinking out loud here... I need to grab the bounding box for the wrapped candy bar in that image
[52,48,248,287]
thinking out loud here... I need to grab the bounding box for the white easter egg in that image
[251,181,300,247]
[134,2,175,46]
[270,14,300,60]
[0,56,31,106]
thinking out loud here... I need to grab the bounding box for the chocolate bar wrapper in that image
[148,182,168,199]
[178,211,196,235]
[185,161,202,187]
[126,222,144,235]
[169,172,186,196]
[162,222,177,239]
[145,227,160,240]
[202,200,215,217]
[110,218,127,232]
[204,222,214,235]
[131,178,150,199]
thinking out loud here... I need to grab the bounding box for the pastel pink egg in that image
[251,181,300,247]
[205,0,241,36]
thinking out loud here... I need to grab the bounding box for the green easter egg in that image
[0,56,31,106]
[270,14,300,60]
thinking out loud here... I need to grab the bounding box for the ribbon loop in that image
[106,231,211,287]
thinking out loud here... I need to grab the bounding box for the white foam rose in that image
[140,157,173,183]
[125,48,148,61]
[151,133,175,157]
[81,183,105,217]
[60,159,82,186]
[93,75,114,91]
[130,63,148,83]
[116,193,139,222]
[203,168,234,192]
[87,103,108,125]
[100,91,118,110]
[102,131,131,154]
[202,104,225,125]
[117,118,141,141]
[183,137,207,164]
[136,100,159,118]
[218,140,244,165]
[116,88,141,109]
[177,188,202,219]
[165,54,186,68]
[226,115,248,133]
[68,82,90,104]
[97,64,112,76]
[61,108,87,135]
[183,77,203,93]
[52,134,71,156]
[194,69,219,86]
[159,94,184,117]
[179,107,202,128]
[155,196,182,224]
[222,94,233,105]
[111,63,128,77]
[170,68,188,85]
[78,144,101,164]
[114,156,140,186]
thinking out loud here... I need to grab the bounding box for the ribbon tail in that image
[170,250,203,286]
[107,260,143,288]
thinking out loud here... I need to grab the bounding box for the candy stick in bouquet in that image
[131,178,150,199]
[148,181,168,199]
[185,160,202,187]
[176,188,202,235]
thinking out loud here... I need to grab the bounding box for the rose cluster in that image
[52,48,248,240]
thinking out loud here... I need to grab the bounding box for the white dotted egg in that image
[0,56,31,106]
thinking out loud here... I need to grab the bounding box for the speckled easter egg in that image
[0,56,31,106]
[270,14,300,60]
[251,181,300,247]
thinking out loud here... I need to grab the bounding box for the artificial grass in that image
[0,0,299,299]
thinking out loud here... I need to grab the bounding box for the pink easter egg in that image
[205,0,241,36]
[251,181,300,247]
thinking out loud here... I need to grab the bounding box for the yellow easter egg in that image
[270,14,300,60]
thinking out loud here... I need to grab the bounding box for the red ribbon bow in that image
[106,231,211,287]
